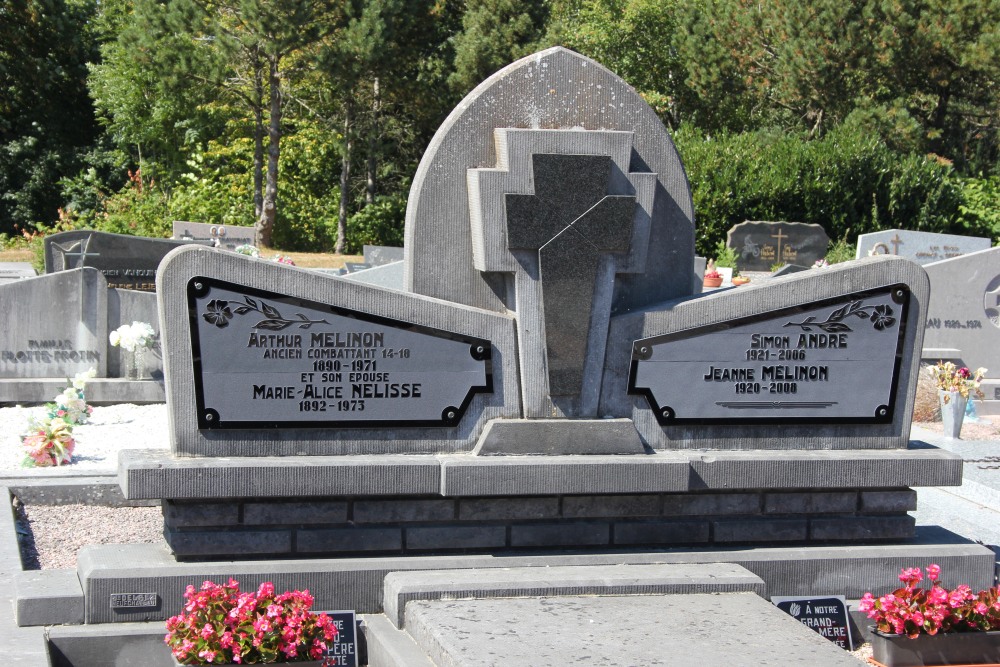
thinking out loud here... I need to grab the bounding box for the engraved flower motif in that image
[869,304,895,331]
[203,299,233,328]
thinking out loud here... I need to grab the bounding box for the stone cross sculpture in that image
[468,131,656,418]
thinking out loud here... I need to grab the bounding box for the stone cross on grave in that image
[890,233,904,255]
[52,234,100,270]
[468,129,657,418]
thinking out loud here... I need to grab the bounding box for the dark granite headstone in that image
[44,230,209,291]
[173,221,256,250]
[0,262,36,284]
[727,221,830,272]
[322,610,359,667]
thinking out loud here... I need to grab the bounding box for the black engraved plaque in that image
[188,278,492,429]
[629,285,909,424]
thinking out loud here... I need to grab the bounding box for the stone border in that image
[121,446,961,499]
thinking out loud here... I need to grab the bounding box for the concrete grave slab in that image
[0,262,36,284]
[0,268,107,378]
[857,229,991,264]
[381,562,765,628]
[400,593,867,667]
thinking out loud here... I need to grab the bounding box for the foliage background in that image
[1,0,998,258]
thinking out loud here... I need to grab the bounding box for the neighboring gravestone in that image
[44,230,209,291]
[856,229,991,265]
[922,247,1000,405]
[0,268,107,378]
[728,221,830,272]
[173,221,256,250]
[0,262,36,284]
[363,245,403,267]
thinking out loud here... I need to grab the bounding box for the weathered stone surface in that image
[472,418,645,455]
[0,268,107,378]
[405,47,695,320]
[857,229,990,264]
[922,247,1000,377]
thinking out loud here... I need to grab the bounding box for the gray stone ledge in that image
[441,455,690,496]
[71,535,996,624]
[14,569,84,626]
[120,450,443,499]
[382,562,765,628]
[0,378,165,405]
[473,418,646,455]
[120,445,962,500]
[363,613,436,667]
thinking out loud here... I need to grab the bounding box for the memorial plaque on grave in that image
[857,229,991,265]
[44,230,210,291]
[188,277,492,428]
[173,220,256,250]
[727,221,830,272]
[321,610,359,667]
[771,596,854,649]
[629,285,909,423]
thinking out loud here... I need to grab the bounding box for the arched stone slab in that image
[404,46,695,315]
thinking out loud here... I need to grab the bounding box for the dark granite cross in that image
[505,154,636,397]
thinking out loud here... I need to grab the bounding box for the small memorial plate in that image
[629,285,909,424]
[188,277,492,429]
[110,592,159,610]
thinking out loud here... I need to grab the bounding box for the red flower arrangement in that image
[859,565,1000,638]
[165,579,337,664]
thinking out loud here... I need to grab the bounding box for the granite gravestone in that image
[119,48,953,569]
[173,221,256,250]
[856,229,991,265]
[44,230,209,291]
[0,268,107,378]
[771,595,854,649]
[0,262,36,284]
[727,221,830,272]
[922,247,1000,406]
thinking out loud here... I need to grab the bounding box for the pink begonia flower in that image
[257,582,275,598]
[928,586,948,604]
[975,602,989,615]
[926,564,941,581]
[910,612,924,626]
[198,649,217,662]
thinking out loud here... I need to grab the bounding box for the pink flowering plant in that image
[165,579,338,664]
[859,565,1000,638]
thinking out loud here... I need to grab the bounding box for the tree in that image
[448,0,552,95]
[0,0,99,233]
[549,0,692,129]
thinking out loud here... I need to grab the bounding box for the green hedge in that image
[673,125,985,258]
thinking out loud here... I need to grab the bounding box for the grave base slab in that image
[0,378,164,405]
[59,533,995,625]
